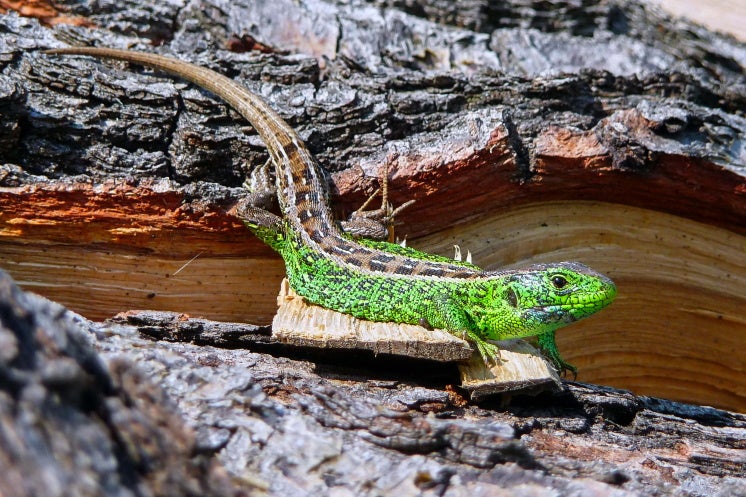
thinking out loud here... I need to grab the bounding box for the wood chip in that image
[458,341,561,400]
[272,280,474,362]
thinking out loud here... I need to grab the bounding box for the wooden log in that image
[458,344,561,401]
[0,0,744,417]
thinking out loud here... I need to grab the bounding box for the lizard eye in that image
[551,275,568,289]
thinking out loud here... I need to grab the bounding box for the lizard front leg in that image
[537,330,577,379]
[425,297,503,366]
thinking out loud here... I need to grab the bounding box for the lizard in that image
[44,47,617,376]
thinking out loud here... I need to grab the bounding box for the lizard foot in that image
[242,158,277,210]
[463,329,503,367]
[537,330,577,379]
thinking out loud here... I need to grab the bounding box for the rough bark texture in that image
[0,269,245,497]
[0,1,745,495]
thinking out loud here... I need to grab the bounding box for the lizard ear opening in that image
[506,287,518,308]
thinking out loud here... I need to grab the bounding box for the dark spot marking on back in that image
[294,191,309,206]
[290,159,317,185]
[372,254,395,264]
[443,265,479,278]
[344,257,364,267]
[310,230,327,242]
[394,265,415,275]
[333,240,356,252]
[369,259,387,271]
[420,267,445,278]
[284,142,302,162]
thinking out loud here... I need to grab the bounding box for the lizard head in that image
[468,261,617,340]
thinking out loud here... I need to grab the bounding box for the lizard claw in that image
[476,340,503,368]
[462,329,502,367]
[557,360,578,380]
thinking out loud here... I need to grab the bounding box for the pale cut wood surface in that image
[0,241,285,324]
[458,344,561,400]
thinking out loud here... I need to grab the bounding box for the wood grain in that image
[643,0,746,41]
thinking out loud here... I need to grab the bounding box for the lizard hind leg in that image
[340,162,415,242]
[235,158,286,249]
[242,158,277,211]
[233,198,285,249]
[235,157,288,249]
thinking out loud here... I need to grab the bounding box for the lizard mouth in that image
[533,296,616,315]
[538,283,618,312]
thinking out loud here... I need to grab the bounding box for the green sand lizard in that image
[46,47,617,375]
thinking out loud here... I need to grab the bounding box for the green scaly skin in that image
[47,47,617,375]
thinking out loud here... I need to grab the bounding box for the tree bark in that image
[0,1,745,494]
